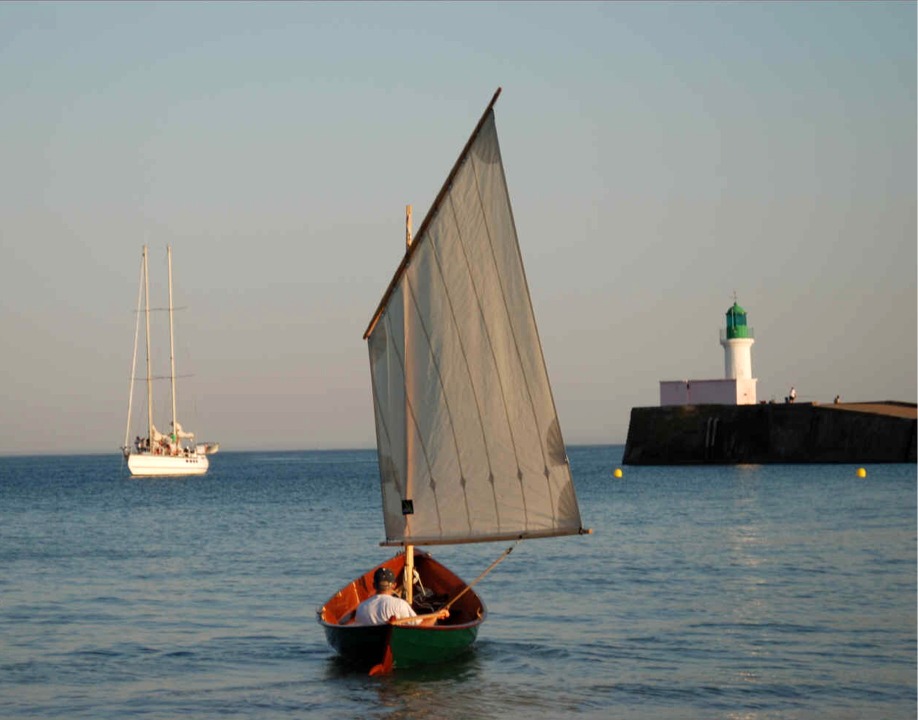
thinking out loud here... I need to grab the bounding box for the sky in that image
[0,1,914,455]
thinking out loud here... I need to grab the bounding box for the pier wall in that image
[623,402,917,465]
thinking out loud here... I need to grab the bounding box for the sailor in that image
[789,386,797,403]
[354,567,448,626]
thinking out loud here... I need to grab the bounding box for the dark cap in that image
[373,567,396,588]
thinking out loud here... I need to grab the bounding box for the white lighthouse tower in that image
[659,299,758,406]
[719,300,757,404]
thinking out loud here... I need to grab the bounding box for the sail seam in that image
[440,191,504,528]
[492,129,579,527]
[444,187,512,530]
[469,123,549,528]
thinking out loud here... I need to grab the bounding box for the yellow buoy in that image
[856,467,867,478]
[613,468,623,478]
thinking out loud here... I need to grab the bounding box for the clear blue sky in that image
[1,1,914,454]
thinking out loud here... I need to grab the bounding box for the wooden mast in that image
[404,204,414,606]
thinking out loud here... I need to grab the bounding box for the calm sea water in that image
[1,447,914,719]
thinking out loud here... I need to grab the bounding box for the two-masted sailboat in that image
[122,245,218,477]
[318,89,589,672]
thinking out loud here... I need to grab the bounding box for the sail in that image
[366,101,585,547]
[172,421,195,440]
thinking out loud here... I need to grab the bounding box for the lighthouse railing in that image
[721,327,755,342]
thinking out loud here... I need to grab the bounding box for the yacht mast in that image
[167,245,178,446]
[123,254,144,452]
[142,245,154,443]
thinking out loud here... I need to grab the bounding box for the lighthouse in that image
[659,299,758,406]
[721,302,754,379]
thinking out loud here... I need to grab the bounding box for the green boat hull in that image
[322,620,480,669]
[388,623,479,668]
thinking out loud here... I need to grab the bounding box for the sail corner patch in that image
[401,499,414,515]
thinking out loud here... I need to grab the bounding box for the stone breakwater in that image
[623,401,917,465]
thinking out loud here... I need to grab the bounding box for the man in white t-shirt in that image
[354,567,448,626]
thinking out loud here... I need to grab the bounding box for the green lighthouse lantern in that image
[725,302,752,340]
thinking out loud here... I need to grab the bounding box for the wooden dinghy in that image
[317,549,486,671]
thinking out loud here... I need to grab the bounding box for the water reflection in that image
[323,646,480,679]
[323,650,489,720]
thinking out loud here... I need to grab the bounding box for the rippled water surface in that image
[1,447,914,719]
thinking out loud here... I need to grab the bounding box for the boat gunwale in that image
[317,549,487,630]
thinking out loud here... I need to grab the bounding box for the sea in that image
[1,446,914,720]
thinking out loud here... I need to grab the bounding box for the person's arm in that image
[418,608,450,626]
[390,608,450,626]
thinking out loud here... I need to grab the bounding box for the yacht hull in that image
[127,452,209,477]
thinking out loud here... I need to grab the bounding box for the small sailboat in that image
[121,245,217,477]
[318,89,589,672]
